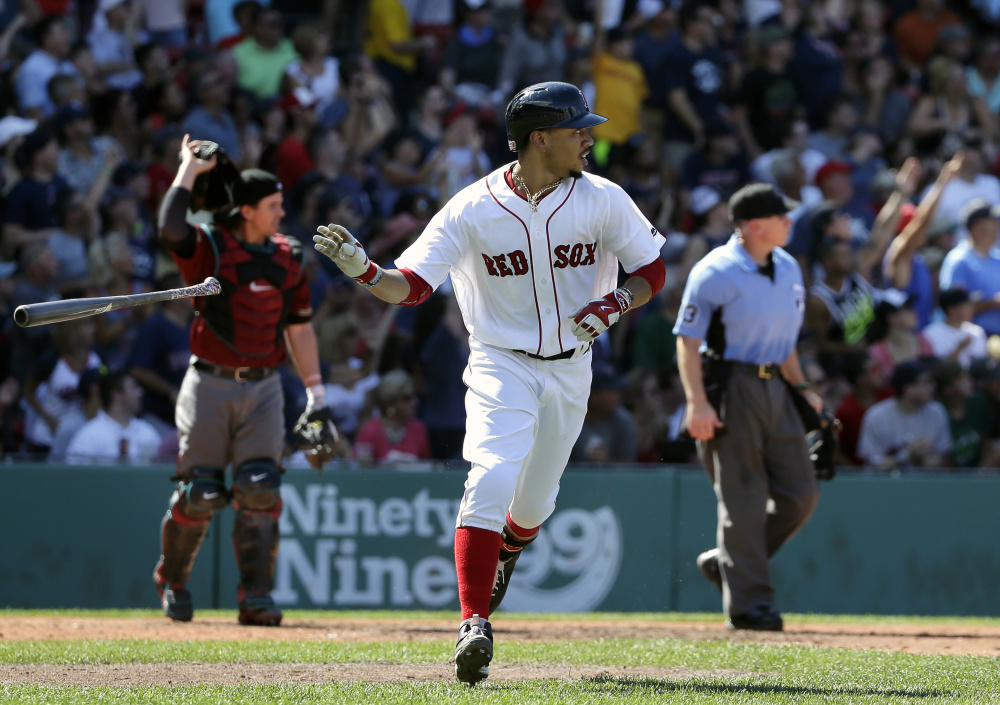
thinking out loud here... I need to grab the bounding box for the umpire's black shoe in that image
[489,552,520,616]
[726,605,784,632]
[696,548,723,594]
[157,582,193,622]
[454,614,494,685]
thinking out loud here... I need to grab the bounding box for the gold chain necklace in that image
[512,169,563,212]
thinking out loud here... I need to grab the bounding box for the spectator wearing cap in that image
[181,71,243,164]
[570,365,637,464]
[807,95,859,161]
[967,35,1000,115]
[885,151,964,328]
[893,0,963,71]
[867,288,935,384]
[939,199,1000,337]
[56,105,123,195]
[679,185,732,278]
[934,22,972,65]
[2,129,72,259]
[733,24,798,160]
[440,1,504,103]
[680,120,750,199]
[275,86,319,190]
[659,0,726,176]
[788,152,918,284]
[923,288,989,368]
[909,56,996,160]
[676,182,823,631]
[14,15,79,119]
[857,360,952,468]
[231,7,297,100]
[284,25,340,117]
[66,370,162,465]
[589,25,648,165]
[87,0,143,91]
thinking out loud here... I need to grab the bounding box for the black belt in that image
[512,343,591,361]
[729,361,781,379]
[193,359,277,382]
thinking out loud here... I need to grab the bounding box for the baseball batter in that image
[314,82,666,685]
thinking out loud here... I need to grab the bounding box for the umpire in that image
[152,135,336,626]
[674,183,823,631]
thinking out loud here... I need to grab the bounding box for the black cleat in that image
[726,604,784,631]
[238,590,283,626]
[454,614,494,685]
[489,552,521,616]
[156,581,193,622]
[696,548,723,594]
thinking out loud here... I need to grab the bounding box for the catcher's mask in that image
[187,141,241,213]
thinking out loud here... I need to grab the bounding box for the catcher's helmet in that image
[505,82,608,152]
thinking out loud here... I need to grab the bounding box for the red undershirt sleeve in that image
[628,257,666,297]
[397,268,434,307]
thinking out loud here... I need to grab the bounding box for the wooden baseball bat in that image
[13,277,222,328]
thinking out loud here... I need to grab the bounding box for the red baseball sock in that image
[454,526,502,620]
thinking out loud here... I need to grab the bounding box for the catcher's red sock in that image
[454,526,502,620]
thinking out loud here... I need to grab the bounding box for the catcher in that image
[676,183,830,632]
[151,136,337,626]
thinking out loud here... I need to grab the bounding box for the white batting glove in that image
[313,224,370,279]
[568,288,633,342]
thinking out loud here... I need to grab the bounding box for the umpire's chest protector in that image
[197,224,305,357]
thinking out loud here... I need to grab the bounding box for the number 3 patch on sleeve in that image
[683,303,699,325]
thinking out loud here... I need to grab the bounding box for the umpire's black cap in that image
[728,183,798,222]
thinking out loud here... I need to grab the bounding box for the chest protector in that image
[197,224,306,357]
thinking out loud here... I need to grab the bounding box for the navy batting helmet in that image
[505,82,608,152]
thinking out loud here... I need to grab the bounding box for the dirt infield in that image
[3,615,999,686]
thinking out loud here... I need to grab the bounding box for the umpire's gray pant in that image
[698,367,819,617]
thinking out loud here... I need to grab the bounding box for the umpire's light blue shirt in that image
[673,235,806,365]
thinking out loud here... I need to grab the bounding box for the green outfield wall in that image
[2,464,999,615]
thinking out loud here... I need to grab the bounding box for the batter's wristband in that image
[613,287,634,313]
[353,260,379,285]
[358,266,383,289]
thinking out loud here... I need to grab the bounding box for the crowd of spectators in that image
[1,0,1000,471]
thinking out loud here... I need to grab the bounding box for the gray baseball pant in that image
[698,366,820,617]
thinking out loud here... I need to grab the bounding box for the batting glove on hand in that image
[569,288,633,342]
[313,224,371,279]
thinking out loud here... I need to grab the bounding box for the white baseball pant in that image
[456,337,593,532]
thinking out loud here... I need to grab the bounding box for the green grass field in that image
[2,610,1000,704]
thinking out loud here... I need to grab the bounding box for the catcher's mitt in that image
[292,406,339,471]
[808,410,839,481]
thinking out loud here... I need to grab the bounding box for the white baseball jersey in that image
[395,163,666,356]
